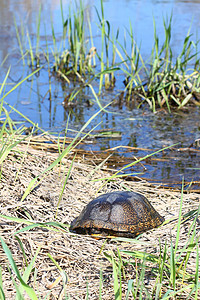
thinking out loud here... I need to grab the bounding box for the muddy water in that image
[0,0,199,190]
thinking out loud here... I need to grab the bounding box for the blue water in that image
[0,0,200,188]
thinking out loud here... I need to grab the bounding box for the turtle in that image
[70,191,165,238]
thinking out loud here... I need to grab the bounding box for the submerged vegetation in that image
[0,0,199,298]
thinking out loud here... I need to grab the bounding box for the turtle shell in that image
[70,191,165,237]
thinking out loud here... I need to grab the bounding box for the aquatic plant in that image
[13,0,200,111]
[55,1,200,111]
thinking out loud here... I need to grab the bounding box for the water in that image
[0,0,200,189]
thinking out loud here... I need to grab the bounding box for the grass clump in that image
[51,1,200,111]
[103,193,200,299]
[52,1,96,78]
[120,15,200,112]
[13,0,200,111]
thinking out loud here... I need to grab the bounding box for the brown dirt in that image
[0,143,199,299]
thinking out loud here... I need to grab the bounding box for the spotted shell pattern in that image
[70,191,165,237]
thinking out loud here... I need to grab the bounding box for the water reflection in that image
[0,0,199,188]
[1,0,200,63]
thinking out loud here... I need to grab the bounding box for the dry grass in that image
[0,144,199,299]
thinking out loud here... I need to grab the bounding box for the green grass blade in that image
[14,16,25,65]
[0,67,10,96]
[112,256,121,300]
[194,234,199,299]
[20,102,112,202]
[2,66,43,102]
[97,143,179,192]
[17,247,41,297]
[15,221,68,235]
[0,238,38,300]
[55,155,75,218]
[14,236,28,267]
[174,178,184,253]
[0,267,5,300]
[170,241,176,290]
[36,5,41,54]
